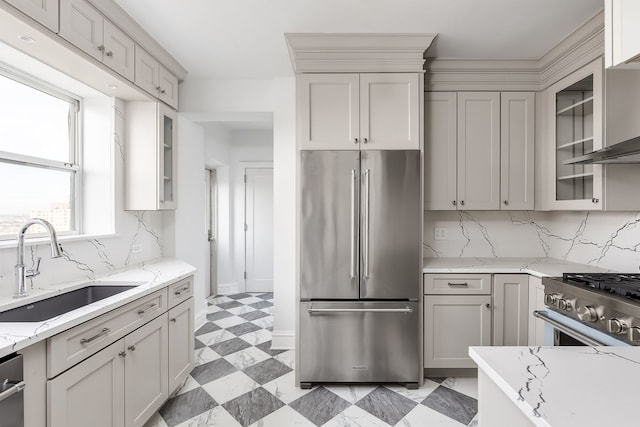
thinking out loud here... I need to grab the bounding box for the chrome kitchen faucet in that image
[14,218,62,298]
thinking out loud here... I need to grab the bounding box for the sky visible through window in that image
[0,74,75,236]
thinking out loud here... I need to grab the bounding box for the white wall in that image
[181,77,296,349]
[172,116,208,326]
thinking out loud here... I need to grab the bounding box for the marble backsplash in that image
[424,210,640,273]
[0,99,166,299]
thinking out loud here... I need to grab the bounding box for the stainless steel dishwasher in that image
[0,354,24,427]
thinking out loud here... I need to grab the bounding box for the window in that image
[0,65,80,239]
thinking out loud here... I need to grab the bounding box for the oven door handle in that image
[0,380,25,403]
[533,310,607,347]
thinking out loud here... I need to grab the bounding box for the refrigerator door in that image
[360,150,421,300]
[300,151,360,299]
[299,301,420,385]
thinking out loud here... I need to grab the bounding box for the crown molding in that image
[426,10,605,92]
[285,33,437,73]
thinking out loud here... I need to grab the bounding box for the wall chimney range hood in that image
[565,136,640,164]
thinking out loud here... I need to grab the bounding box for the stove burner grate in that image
[562,273,640,300]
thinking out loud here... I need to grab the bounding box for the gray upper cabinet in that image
[59,0,135,81]
[135,45,179,109]
[425,91,534,210]
[500,92,535,210]
[298,73,420,150]
[5,0,58,32]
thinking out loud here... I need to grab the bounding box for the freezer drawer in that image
[299,301,420,386]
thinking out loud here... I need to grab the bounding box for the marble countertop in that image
[469,345,640,427]
[423,257,612,278]
[0,258,196,359]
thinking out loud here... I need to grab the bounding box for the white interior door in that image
[245,167,274,292]
[206,169,218,298]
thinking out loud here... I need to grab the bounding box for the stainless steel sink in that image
[0,285,138,322]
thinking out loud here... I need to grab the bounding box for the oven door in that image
[533,310,631,346]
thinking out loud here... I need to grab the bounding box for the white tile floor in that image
[145,293,479,427]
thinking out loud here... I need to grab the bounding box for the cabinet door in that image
[124,313,168,427]
[5,0,59,32]
[424,295,491,369]
[359,73,420,150]
[158,104,177,209]
[492,274,529,346]
[135,45,160,97]
[47,341,125,427]
[500,93,535,210]
[102,20,135,81]
[59,0,103,61]
[158,65,179,109]
[606,0,640,67]
[168,299,194,393]
[297,74,359,150]
[548,58,603,210]
[457,92,500,210]
[424,92,457,210]
[527,276,546,346]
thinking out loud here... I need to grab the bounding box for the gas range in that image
[542,273,640,345]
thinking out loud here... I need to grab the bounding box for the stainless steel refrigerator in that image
[299,149,421,389]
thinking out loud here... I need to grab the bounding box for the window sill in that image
[0,233,120,250]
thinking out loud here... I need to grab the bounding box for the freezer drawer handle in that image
[0,380,25,403]
[307,307,413,314]
[447,282,469,287]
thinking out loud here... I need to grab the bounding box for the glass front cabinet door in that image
[548,58,603,210]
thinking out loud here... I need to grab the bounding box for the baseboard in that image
[217,282,239,295]
[195,308,207,331]
[271,330,295,350]
[424,368,477,378]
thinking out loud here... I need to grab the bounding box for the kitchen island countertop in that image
[469,345,640,427]
[0,258,195,359]
[423,257,612,278]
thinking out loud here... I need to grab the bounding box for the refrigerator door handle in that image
[363,168,370,279]
[350,169,358,280]
[307,307,413,314]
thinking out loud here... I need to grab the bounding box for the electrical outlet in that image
[132,244,142,254]
[434,227,448,240]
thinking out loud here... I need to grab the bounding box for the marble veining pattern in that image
[424,210,640,272]
[146,293,479,427]
[470,345,640,426]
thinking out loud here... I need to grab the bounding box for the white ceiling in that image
[114,0,602,80]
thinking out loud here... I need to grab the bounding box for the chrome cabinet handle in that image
[363,137,368,143]
[137,302,158,315]
[105,50,113,57]
[503,200,509,206]
[128,345,136,352]
[0,381,25,403]
[174,285,190,296]
[160,88,166,94]
[308,307,412,314]
[485,303,491,309]
[447,282,469,287]
[350,169,358,280]
[118,351,127,358]
[363,169,370,279]
[354,138,359,144]
[97,45,105,52]
[460,200,465,206]
[80,327,111,345]
[170,318,177,323]
[592,198,599,203]
[452,200,457,206]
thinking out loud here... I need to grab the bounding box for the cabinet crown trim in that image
[285,33,437,73]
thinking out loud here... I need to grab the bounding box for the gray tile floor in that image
[144,293,479,427]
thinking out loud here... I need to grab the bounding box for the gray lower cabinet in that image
[527,276,546,346]
[424,295,492,369]
[168,299,195,392]
[492,274,529,346]
[47,313,168,427]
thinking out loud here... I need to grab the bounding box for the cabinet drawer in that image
[47,288,167,378]
[168,277,193,308]
[424,274,491,295]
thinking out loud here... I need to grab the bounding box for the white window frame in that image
[0,64,82,240]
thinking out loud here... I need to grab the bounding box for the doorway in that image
[206,168,218,297]
[243,164,273,292]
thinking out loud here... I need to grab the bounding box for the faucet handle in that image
[26,257,41,279]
